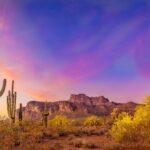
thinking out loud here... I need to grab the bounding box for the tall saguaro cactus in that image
[18,103,23,126]
[0,79,6,97]
[42,101,49,128]
[7,80,17,124]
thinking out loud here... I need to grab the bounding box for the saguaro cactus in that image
[42,101,49,128]
[0,79,6,97]
[7,80,17,124]
[19,103,23,126]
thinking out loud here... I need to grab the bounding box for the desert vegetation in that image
[0,106,149,149]
[0,79,150,149]
[0,79,6,97]
[111,98,150,144]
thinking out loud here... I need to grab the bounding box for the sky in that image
[0,0,150,115]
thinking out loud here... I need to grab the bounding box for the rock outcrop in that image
[19,94,138,120]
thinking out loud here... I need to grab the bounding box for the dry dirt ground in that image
[41,135,109,150]
[32,135,112,150]
[14,134,150,150]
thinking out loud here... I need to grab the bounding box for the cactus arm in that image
[0,79,6,97]
[12,80,14,96]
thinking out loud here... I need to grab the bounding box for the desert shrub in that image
[111,112,136,142]
[104,143,124,150]
[111,97,150,142]
[50,142,63,150]
[74,140,83,148]
[71,118,84,126]
[84,142,100,149]
[111,98,150,143]
[49,115,70,129]
[0,119,12,147]
[111,108,120,120]
[73,140,100,149]
[133,99,150,142]
[83,116,104,127]
[0,119,22,148]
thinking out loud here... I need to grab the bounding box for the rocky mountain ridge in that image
[20,94,138,120]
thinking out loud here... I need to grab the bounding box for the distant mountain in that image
[18,94,138,120]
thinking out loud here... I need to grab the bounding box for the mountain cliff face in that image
[20,94,138,120]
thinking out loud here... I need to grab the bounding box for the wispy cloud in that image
[0,0,149,116]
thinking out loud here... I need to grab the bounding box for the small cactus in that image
[0,79,6,97]
[7,80,17,124]
[42,101,49,128]
[19,103,23,126]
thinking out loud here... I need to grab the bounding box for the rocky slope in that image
[20,94,138,120]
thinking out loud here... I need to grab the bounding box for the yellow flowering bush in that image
[83,116,104,127]
[134,99,150,141]
[49,115,70,129]
[111,97,150,143]
[111,112,136,142]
